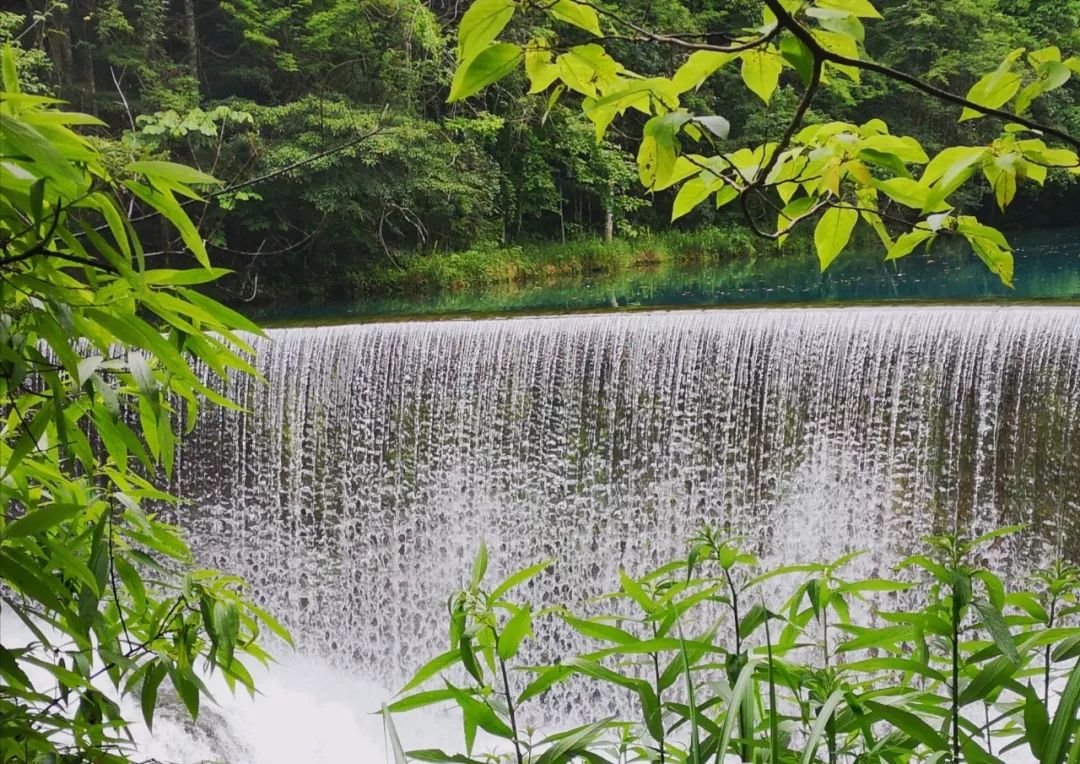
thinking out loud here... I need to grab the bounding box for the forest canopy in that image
[3,0,1079,301]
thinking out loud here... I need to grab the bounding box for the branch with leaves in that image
[446,0,1080,286]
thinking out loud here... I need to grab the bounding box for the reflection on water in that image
[255,227,1080,325]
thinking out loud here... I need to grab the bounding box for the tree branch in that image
[762,0,1079,149]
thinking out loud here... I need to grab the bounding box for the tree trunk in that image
[46,26,74,94]
[603,189,614,243]
[183,0,201,82]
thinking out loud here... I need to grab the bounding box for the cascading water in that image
[167,305,1079,759]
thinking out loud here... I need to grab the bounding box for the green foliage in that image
[448,0,1080,288]
[392,527,1080,764]
[6,0,1078,305]
[0,53,287,762]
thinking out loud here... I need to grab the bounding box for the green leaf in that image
[859,135,929,164]
[619,569,655,613]
[1021,683,1050,759]
[525,44,561,94]
[801,691,846,764]
[672,174,723,221]
[957,217,1013,287]
[3,503,84,539]
[2,44,19,94]
[740,49,783,104]
[126,161,220,186]
[449,43,522,103]
[518,665,574,702]
[816,0,882,18]
[443,681,515,739]
[457,0,515,64]
[549,0,602,36]
[383,705,407,764]
[960,50,1024,121]
[886,228,935,261]
[125,181,210,268]
[385,689,459,712]
[1042,659,1080,764]
[780,34,815,84]
[865,700,950,750]
[490,559,553,600]
[562,615,638,645]
[399,650,461,694]
[673,51,735,92]
[960,654,1020,706]
[638,111,693,189]
[497,605,532,661]
[717,659,761,757]
[813,204,858,271]
[470,540,488,590]
[140,662,167,731]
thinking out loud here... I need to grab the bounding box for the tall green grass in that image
[354,226,795,296]
[387,527,1080,764]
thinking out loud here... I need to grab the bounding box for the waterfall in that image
[175,305,1080,702]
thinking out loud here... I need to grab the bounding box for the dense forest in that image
[4,0,1079,304]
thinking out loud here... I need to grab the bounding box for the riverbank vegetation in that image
[389,528,1080,763]
[357,226,785,295]
[2,0,1078,304]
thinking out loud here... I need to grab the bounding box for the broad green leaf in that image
[814,204,857,271]
[957,217,1013,287]
[672,174,723,221]
[673,51,735,92]
[457,0,515,64]
[984,155,1018,211]
[816,0,882,18]
[449,43,522,103]
[740,49,783,104]
[1015,61,1071,114]
[960,50,1025,121]
[886,228,935,260]
[549,0,601,36]
[140,662,167,731]
[2,44,18,94]
[695,115,731,140]
[780,34,815,84]
[556,44,622,97]
[518,665,574,702]
[859,134,929,164]
[125,180,210,267]
[525,44,561,94]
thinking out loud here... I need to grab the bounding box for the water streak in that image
[175,306,1080,700]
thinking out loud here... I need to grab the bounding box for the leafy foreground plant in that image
[389,529,1080,764]
[0,51,289,762]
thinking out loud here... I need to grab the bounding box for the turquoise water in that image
[255,227,1080,325]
